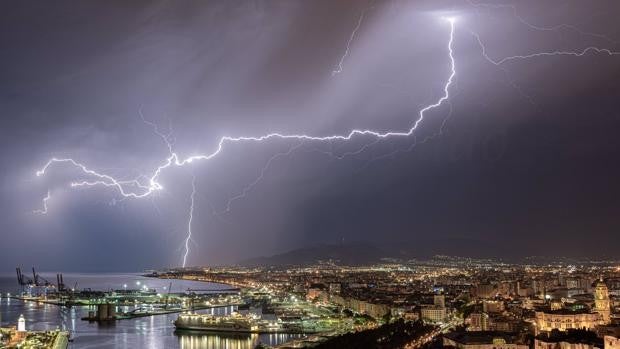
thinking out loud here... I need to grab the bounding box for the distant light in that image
[136,281,141,286]
[443,16,457,24]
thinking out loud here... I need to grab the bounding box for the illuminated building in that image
[421,306,447,323]
[483,300,505,313]
[534,309,600,334]
[534,330,603,349]
[550,300,563,311]
[476,283,496,299]
[330,295,391,319]
[605,335,620,349]
[467,312,490,331]
[594,278,611,324]
[306,288,328,303]
[422,292,448,323]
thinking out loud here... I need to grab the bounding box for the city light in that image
[3,3,619,348]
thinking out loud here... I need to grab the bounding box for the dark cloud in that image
[1,0,619,271]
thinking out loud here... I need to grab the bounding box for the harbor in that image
[1,269,366,348]
[0,273,302,348]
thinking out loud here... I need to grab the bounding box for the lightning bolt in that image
[221,141,305,214]
[182,174,197,268]
[488,46,620,65]
[470,27,620,107]
[464,0,619,105]
[35,18,457,265]
[33,191,51,215]
[332,2,373,76]
[37,19,456,200]
[139,108,176,156]
[357,99,455,172]
[465,0,619,46]
[473,32,620,65]
[464,1,620,66]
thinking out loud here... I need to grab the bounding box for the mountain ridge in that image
[239,238,516,266]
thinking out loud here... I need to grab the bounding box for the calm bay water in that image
[0,273,300,348]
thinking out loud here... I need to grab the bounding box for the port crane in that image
[16,267,70,295]
[15,267,51,287]
[16,267,33,287]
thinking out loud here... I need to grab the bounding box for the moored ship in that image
[174,312,261,333]
[174,312,336,334]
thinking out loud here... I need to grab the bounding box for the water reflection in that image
[178,332,304,349]
[179,333,258,349]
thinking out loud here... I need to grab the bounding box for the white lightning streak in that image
[465,0,619,45]
[466,30,535,105]
[182,174,197,268]
[465,0,618,106]
[465,1,620,66]
[34,191,51,215]
[314,138,382,161]
[139,108,175,155]
[36,19,456,205]
[332,3,373,76]
[481,45,620,65]
[222,141,305,214]
[357,100,455,172]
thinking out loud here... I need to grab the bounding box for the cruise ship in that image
[174,312,262,333]
[174,312,338,334]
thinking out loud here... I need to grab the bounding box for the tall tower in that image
[593,278,611,324]
[17,314,26,332]
[434,294,446,308]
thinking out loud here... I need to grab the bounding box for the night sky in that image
[1,1,619,271]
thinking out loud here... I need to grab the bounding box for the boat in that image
[174,312,260,333]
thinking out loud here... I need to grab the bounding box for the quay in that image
[1,315,69,349]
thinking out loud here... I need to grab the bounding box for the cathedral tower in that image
[593,278,611,324]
